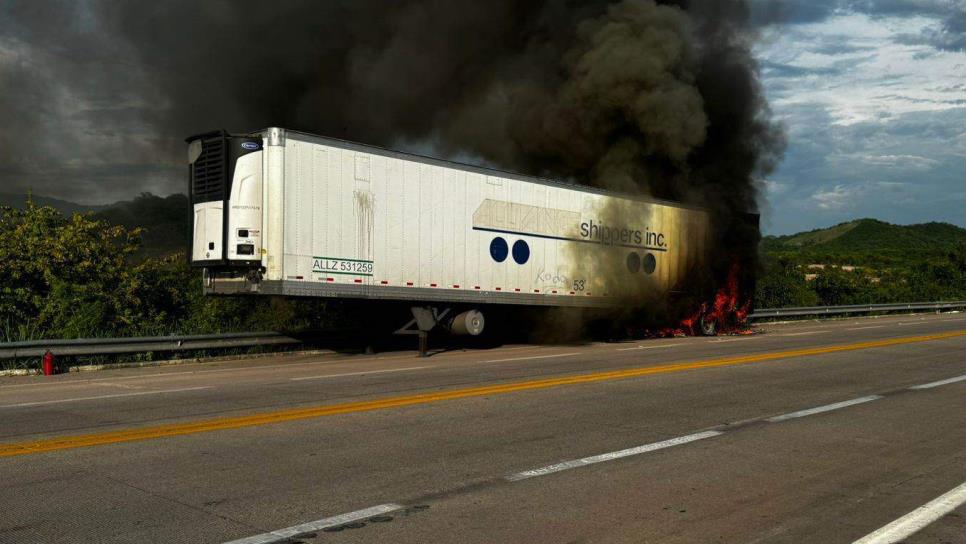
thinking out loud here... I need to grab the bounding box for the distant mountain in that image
[2,192,189,259]
[762,219,966,265]
[94,193,189,259]
[0,193,108,215]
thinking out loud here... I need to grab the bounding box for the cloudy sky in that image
[753,0,965,233]
[0,1,963,235]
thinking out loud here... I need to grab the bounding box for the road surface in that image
[1,312,965,543]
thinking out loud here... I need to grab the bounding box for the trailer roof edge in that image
[251,127,737,213]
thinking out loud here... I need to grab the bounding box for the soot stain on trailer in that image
[561,195,713,334]
[355,190,374,264]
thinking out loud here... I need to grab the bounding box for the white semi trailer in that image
[188,128,723,350]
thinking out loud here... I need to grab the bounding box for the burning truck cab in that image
[187,127,758,346]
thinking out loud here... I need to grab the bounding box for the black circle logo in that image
[490,237,508,262]
[626,252,641,273]
[512,240,530,265]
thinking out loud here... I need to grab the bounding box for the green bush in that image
[757,240,966,308]
[755,257,819,308]
[0,200,332,341]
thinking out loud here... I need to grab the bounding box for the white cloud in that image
[810,184,855,210]
[762,178,790,196]
[757,12,966,126]
[756,7,966,234]
[831,152,941,169]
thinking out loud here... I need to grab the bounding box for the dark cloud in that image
[750,0,960,27]
[924,10,966,50]
[749,0,841,26]
[761,61,844,79]
[848,0,955,18]
[1,0,782,226]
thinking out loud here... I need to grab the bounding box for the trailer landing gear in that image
[395,307,451,358]
[394,307,485,357]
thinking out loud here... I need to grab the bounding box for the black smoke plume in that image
[1,0,783,324]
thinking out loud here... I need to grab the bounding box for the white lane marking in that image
[708,337,758,343]
[616,343,683,352]
[766,395,882,422]
[91,382,145,390]
[224,503,404,544]
[909,374,966,390]
[848,325,886,331]
[506,431,723,481]
[852,480,966,544]
[290,366,429,381]
[0,386,211,408]
[0,355,419,389]
[1,345,551,389]
[483,352,580,364]
[776,330,829,337]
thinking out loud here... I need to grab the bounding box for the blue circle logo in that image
[512,240,530,265]
[490,237,508,263]
[241,141,260,150]
[643,253,657,274]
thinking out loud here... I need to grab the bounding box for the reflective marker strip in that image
[507,431,722,481]
[223,504,404,544]
[909,374,966,390]
[852,481,966,544]
[766,395,882,422]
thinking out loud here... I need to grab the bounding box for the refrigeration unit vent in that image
[191,137,227,202]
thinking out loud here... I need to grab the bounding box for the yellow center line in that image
[1,330,963,459]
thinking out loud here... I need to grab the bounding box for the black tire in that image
[699,316,717,336]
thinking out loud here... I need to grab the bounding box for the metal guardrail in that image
[749,301,966,320]
[1,301,962,360]
[0,332,299,360]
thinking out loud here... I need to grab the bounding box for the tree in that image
[755,257,818,308]
[0,200,141,339]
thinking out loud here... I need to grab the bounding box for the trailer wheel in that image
[699,316,717,336]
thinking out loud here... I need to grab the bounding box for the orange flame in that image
[641,263,753,338]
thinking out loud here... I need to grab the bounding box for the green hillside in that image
[2,192,188,258]
[94,193,189,258]
[762,219,966,266]
[0,193,107,215]
[758,219,966,309]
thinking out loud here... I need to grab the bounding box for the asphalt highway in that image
[0,312,965,543]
